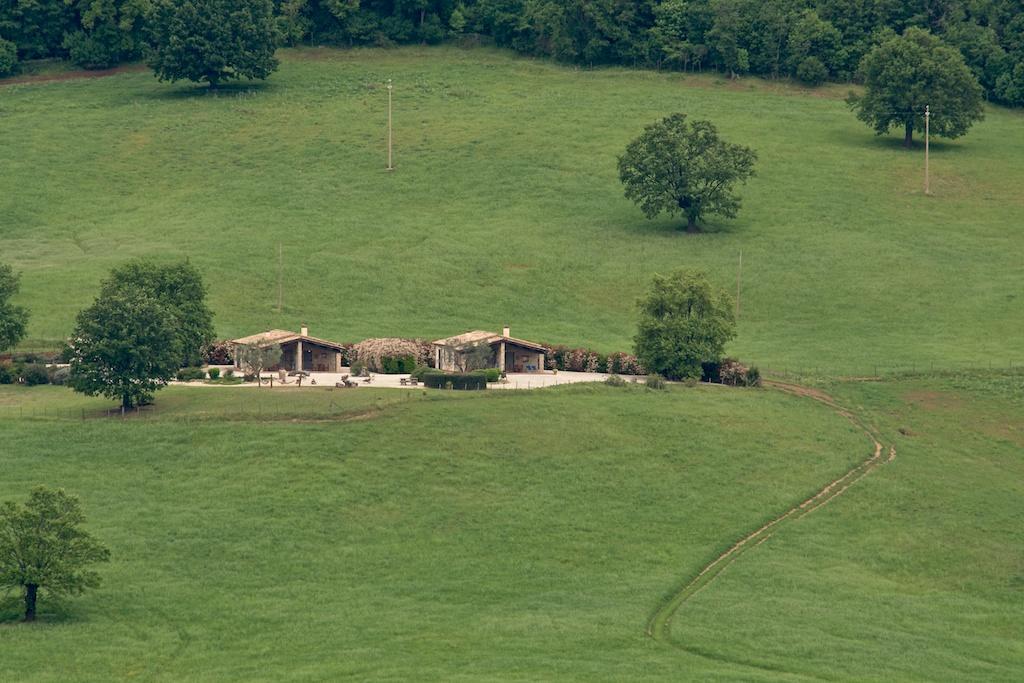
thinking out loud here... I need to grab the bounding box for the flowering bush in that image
[203,341,234,365]
[350,338,433,372]
[720,359,760,386]
[544,345,644,375]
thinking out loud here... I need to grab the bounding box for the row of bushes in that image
[176,367,232,382]
[544,345,646,375]
[421,370,488,391]
[0,363,69,386]
[701,359,762,387]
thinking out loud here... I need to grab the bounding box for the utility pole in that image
[276,241,284,313]
[736,250,742,321]
[386,79,394,172]
[924,105,931,195]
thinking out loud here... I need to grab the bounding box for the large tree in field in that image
[0,263,29,353]
[618,114,756,233]
[101,259,215,367]
[67,290,182,410]
[147,0,280,88]
[634,269,736,381]
[847,28,984,147]
[0,487,110,623]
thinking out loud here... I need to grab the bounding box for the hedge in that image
[422,371,487,391]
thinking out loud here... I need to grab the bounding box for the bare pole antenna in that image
[924,105,931,195]
[276,241,284,313]
[386,79,394,171]
[736,250,742,321]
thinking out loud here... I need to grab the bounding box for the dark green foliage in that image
[745,365,761,386]
[101,260,215,367]
[147,0,280,88]
[422,370,487,390]
[618,113,756,232]
[473,367,501,382]
[410,364,431,380]
[380,355,417,374]
[796,56,828,85]
[0,365,12,384]
[634,269,736,381]
[207,367,220,380]
[0,487,110,622]
[203,341,234,366]
[848,28,985,147]
[20,363,49,386]
[0,36,16,75]
[67,290,182,409]
[0,263,29,353]
[176,366,207,381]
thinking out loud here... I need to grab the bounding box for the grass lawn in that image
[0,381,873,681]
[1,47,1022,372]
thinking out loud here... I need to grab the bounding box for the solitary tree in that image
[147,0,280,89]
[234,341,282,386]
[618,114,756,233]
[847,28,984,147]
[67,290,182,410]
[453,341,494,372]
[100,259,215,367]
[634,269,736,380]
[0,262,29,353]
[0,487,110,622]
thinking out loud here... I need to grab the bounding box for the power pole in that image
[736,250,742,321]
[924,104,931,195]
[276,242,284,315]
[386,79,394,172]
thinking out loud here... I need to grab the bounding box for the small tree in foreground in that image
[454,341,494,372]
[67,290,182,410]
[847,28,984,147]
[147,0,280,89]
[634,270,736,380]
[618,113,756,233]
[0,487,110,622]
[234,341,282,386]
[0,262,29,353]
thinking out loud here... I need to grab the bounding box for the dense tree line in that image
[2,0,1023,105]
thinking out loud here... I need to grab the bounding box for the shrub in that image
[422,371,487,390]
[224,368,234,378]
[63,26,129,70]
[351,338,432,372]
[701,360,722,383]
[207,367,221,380]
[47,366,70,386]
[410,365,430,380]
[0,38,16,77]
[744,366,762,387]
[719,359,749,386]
[203,341,234,365]
[645,374,667,390]
[604,374,627,387]
[350,361,365,376]
[606,351,645,375]
[0,364,14,384]
[380,355,417,374]
[796,56,829,86]
[176,366,206,381]
[22,364,50,386]
[473,368,501,382]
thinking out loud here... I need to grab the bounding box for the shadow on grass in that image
[621,215,741,237]
[144,79,277,101]
[0,594,79,626]
[832,130,967,156]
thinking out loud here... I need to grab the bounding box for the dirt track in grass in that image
[646,380,896,644]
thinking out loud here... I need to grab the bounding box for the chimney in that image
[300,324,309,337]
[502,325,510,338]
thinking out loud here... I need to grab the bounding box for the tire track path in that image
[647,380,895,644]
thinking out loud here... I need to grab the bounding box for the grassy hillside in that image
[1,47,1022,371]
[1,382,869,681]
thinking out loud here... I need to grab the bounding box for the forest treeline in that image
[1,0,1022,105]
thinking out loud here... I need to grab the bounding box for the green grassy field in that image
[0,382,869,681]
[2,47,1022,372]
[1,376,1020,681]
